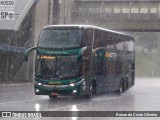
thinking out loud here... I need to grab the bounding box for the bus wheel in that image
[125,80,129,91]
[117,80,124,94]
[49,95,58,99]
[92,80,96,94]
[85,85,93,99]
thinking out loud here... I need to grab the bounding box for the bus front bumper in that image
[34,78,86,96]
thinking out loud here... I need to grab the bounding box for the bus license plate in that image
[51,92,58,96]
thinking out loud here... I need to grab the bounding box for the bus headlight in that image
[38,83,42,85]
[73,90,77,93]
[70,83,74,87]
[35,82,42,86]
[36,89,40,93]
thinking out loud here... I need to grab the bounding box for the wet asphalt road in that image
[1,78,160,120]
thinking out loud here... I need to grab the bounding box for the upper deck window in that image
[38,28,82,49]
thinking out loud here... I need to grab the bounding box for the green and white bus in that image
[24,25,135,99]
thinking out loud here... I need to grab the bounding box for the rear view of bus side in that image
[90,27,135,94]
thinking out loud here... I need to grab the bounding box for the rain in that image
[0,0,160,120]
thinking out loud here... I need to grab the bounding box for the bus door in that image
[105,49,118,91]
[94,48,108,93]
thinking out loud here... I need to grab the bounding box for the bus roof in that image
[43,24,134,39]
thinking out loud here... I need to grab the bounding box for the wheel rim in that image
[89,86,93,98]
[119,82,123,93]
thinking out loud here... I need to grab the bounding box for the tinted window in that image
[38,29,82,48]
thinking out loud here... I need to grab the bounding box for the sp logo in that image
[0,11,15,20]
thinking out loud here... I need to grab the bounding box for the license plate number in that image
[51,92,58,96]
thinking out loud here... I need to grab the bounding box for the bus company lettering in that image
[40,56,55,59]
[49,81,61,85]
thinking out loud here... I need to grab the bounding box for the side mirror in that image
[24,47,37,62]
[77,46,91,64]
[93,48,106,60]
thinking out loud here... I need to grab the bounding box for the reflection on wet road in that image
[1,78,160,120]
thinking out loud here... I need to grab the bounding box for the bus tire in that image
[49,95,58,99]
[122,80,126,92]
[85,85,94,99]
[125,80,129,91]
[124,77,129,91]
[117,80,124,94]
[92,80,96,94]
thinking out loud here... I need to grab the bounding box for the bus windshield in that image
[38,28,82,49]
[36,55,81,79]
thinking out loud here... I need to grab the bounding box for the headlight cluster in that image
[69,83,75,86]
[35,82,43,86]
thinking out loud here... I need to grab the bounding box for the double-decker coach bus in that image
[24,25,135,99]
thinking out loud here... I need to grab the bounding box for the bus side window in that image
[107,61,116,75]
[116,41,124,50]
[116,61,122,74]
[124,41,129,51]
[84,29,93,46]
[82,61,87,75]
[82,60,90,76]
[93,30,107,48]
[128,40,134,52]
